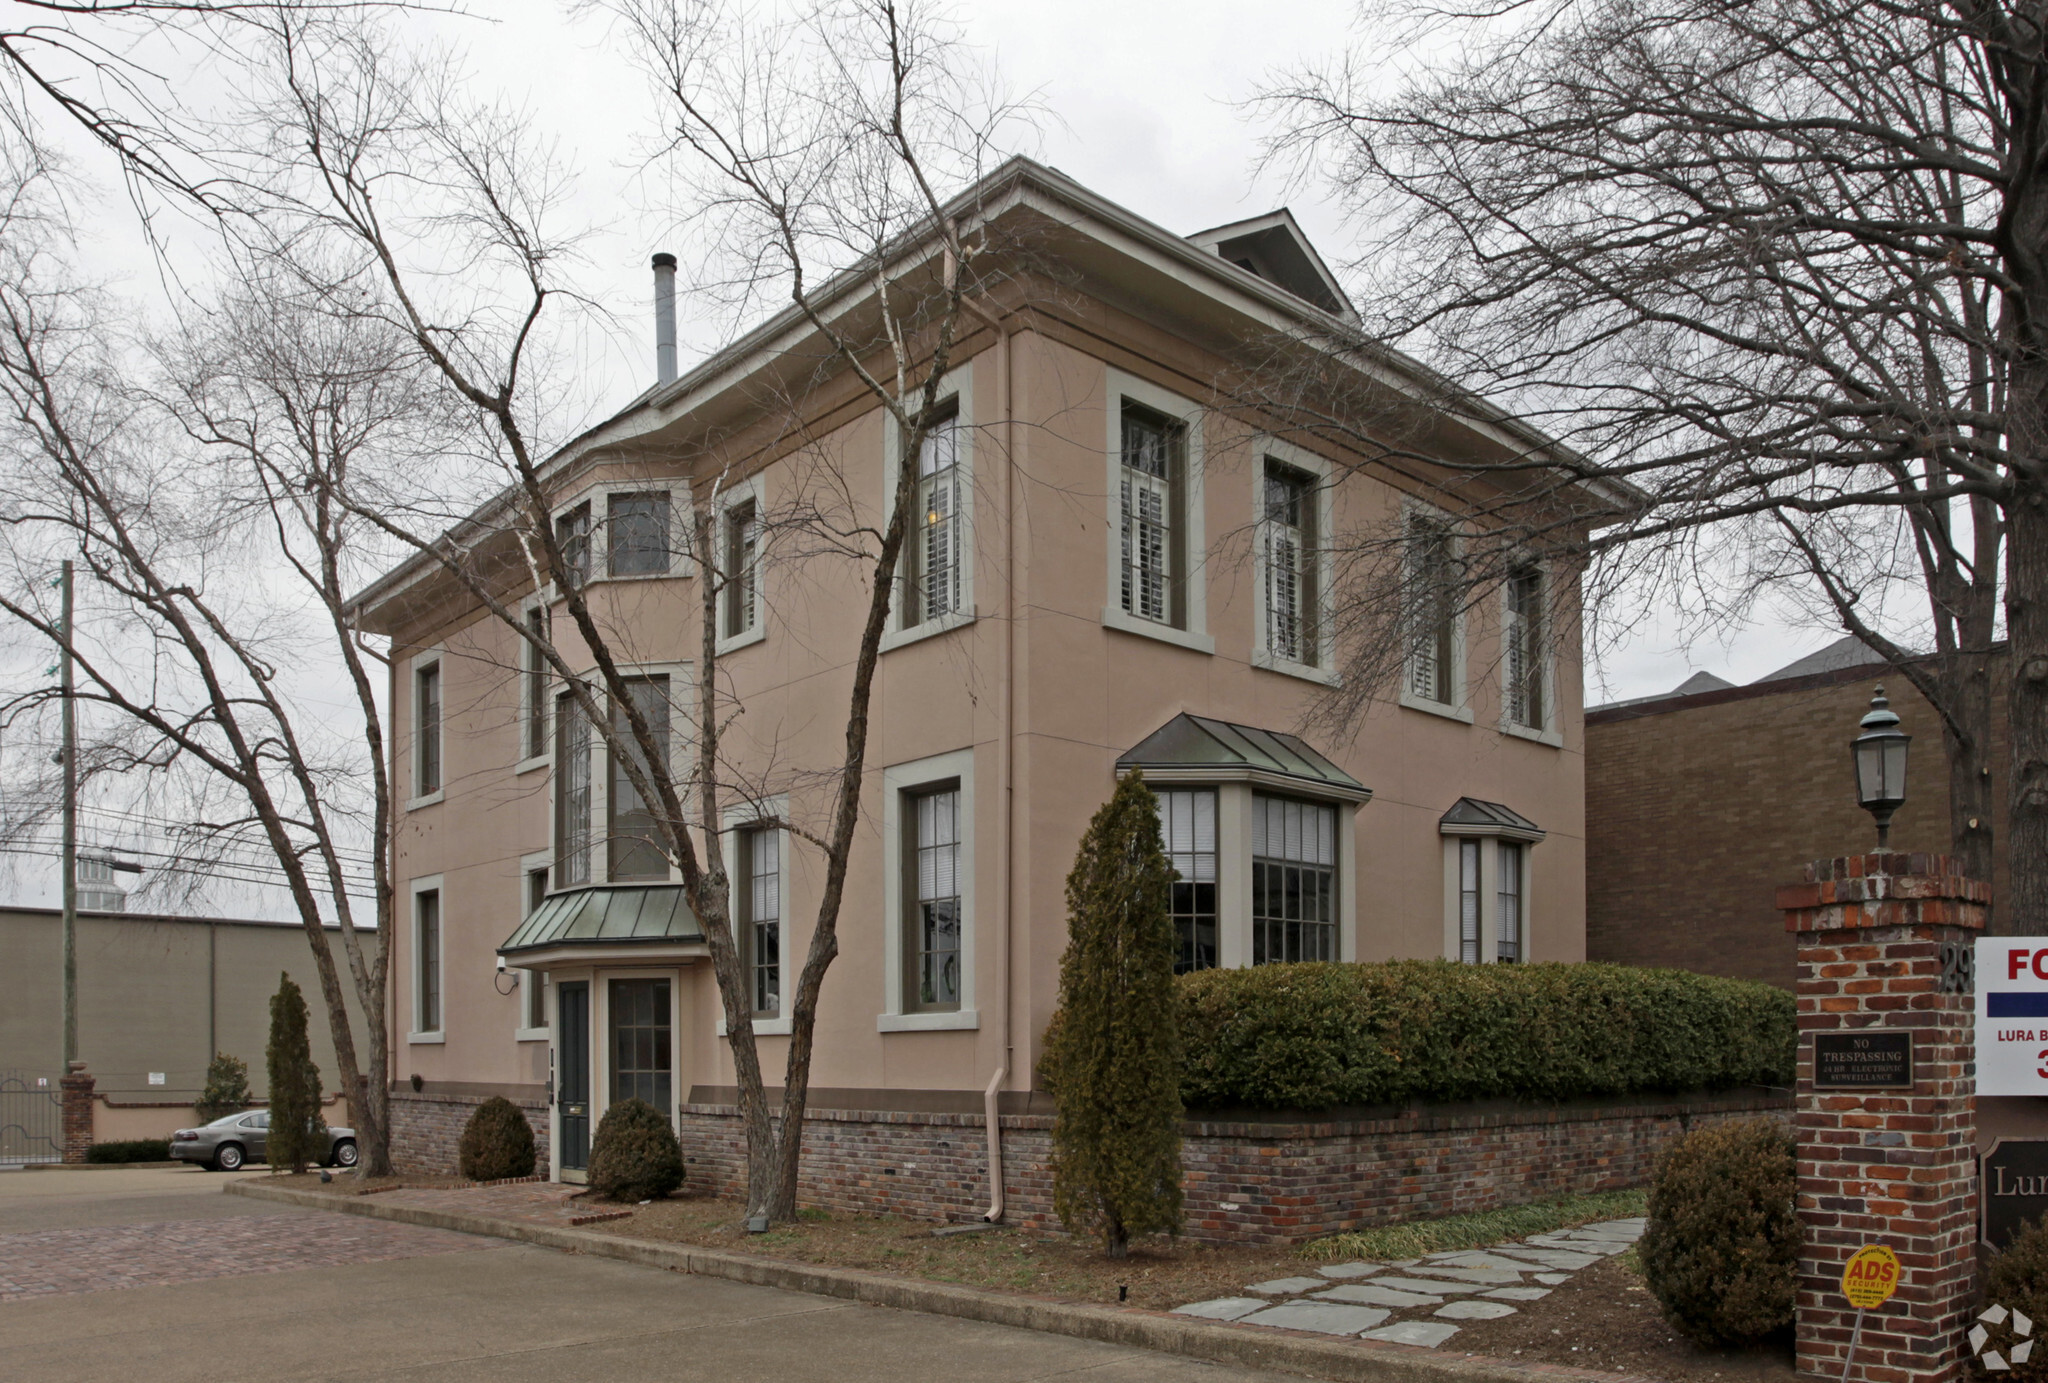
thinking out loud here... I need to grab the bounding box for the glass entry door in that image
[609,977,673,1119]
[556,981,590,1172]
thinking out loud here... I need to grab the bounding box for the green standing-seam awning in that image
[1115,713,1371,802]
[498,885,703,958]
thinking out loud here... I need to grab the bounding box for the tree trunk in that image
[2008,474,2048,933]
[1937,650,1999,911]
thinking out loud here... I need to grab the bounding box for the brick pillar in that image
[1779,852,1989,1383]
[60,1060,95,1164]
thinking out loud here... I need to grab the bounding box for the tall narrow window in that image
[1119,406,1180,626]
[1251,795,1338,964]
[523,608,547,762]
[1505,564,1545,729]
[555,502,592,589]
[555,690,591,887]
[608,977,672,1116]
[904,411,961,627]
[737,826,780,1016]
[1497,842,1523,962]
[523,867,548,1029]
[906,786,961,1010]
[723,499,759,638]
[415,662,442,797]
[1157,788,1217,973]
[1407,517,1458,704]
[608,677,671,881]
[416,889,441,1032]
[607,491,671,577]
[1263,462,1316,664]
[1458,839,1481,963]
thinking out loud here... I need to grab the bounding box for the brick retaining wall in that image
[671,1089,1788,1246]
[388,1088,550,1174]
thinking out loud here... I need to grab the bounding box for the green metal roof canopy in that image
[498,885,703,957]
[1115,713,1371,802]
[1438,797,1546,842]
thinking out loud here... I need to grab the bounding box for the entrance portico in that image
[498,885,704,1183]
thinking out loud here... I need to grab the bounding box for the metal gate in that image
[0,1070,63,1164]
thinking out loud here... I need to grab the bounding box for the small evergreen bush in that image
[1985,1216,2048,1379]
[459,1096,537,1182]
[1042,770,1183,1259]
[86,1139,172,1163]
[586,1097,683,1202]
[1177,960,1794,1109]
[265,973,327,1173]
[1640,1117,1799,1344]
[195,1052,252,1122]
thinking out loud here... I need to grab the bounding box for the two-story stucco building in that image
[353,160,1612,1204]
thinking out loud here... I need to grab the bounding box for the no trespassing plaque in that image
[1813,1030,1914,1091]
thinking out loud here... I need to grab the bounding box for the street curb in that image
[225,1180,1651,1383]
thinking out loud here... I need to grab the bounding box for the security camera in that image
[495,955,506,972]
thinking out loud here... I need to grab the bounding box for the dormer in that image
[1186,209,1357,323]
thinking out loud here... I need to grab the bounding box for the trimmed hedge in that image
[86,1139,172,1163]
[1641,1118,1799,1344]
[1177,960,1794,1109]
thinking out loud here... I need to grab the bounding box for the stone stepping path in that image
[1170,1216,1645,1350]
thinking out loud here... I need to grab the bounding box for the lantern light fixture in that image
[1852,685,1911,849]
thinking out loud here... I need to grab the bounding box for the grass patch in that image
[1299,1188,1647,1262]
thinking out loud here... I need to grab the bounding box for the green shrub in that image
[1984,1215,2048,1379]
[86,1139,171,1163]
[264,972,326,1174]
[195,1052,252,1123]
[1175,959,1794,1109]
[1639,1118,1799,1345]
[1043,771,1183,1259]
[587,1098,683,1202]
[459,1096,537,1182]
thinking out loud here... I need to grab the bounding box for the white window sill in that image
[715,624,767,658]
[407,1031,446,1045]
[514,755,549,777]
[881,608,975,653]
[1100,607,1215,655]
[1252,649,1341,686]
[1500,721,1564,748]
[594,566,691,584]
[716,1016,793,1037]
[514,1026,549,1043]
[877,1008,979,1033]
[405,790,445,812]
[1398,691,1474,725]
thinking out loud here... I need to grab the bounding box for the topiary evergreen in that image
[1985,1215,2048,1379]
[195,1051,252,1122]
[587,1097,684,1201]
[1640,1117,1799,1344]
[459,1096,538,1182]
[1041,769,1183,1259]
[265,972,327,1173]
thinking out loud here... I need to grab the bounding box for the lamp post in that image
[1852,686,1911,849]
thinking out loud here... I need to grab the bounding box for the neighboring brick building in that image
[1586,638,2011,989]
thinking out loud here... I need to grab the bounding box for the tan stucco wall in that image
[381,303,1589,1120]
[0,908,376,1102]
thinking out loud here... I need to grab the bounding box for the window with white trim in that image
[1497,841,1524,962]
[737,825,781,1017]
[415,888,442,1034]
[1251,794,1337,964]
[1262,461,1317,664]
[556,501,592,590]
[723,499,759,639]
[414,660,442,797]
[554,689,592,887]
[905,410,962,628]
[1119,405,1182,626]
[906,785,962,1012]
[1504,564,1545,730]
[1406,515,1460,705]
[522,867,548,1031]
[1458,839,1481,964]
[1158,789,1218,974]
[523,607,547,763]
[608,676,671,881]
[607,491,673,578]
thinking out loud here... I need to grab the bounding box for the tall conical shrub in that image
[1042,769,1183,1258]
[265,972,326,1173]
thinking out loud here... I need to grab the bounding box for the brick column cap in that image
[1779,852,1989,933]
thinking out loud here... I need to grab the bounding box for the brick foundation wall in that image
[388,1088,551,1175]
[673,1089,1787,1245]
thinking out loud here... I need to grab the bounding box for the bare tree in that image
[223,0,1026,1220]
[1253,0,2036,918]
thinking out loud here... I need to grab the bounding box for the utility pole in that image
[59,558,76,1068]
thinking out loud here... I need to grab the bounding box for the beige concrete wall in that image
[381,293,1589,1114]
[0,908,376,1103]
[92,1092,350,1142]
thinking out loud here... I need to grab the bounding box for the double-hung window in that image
[905,412,962,627]
[554,689,592,886]
[607,491,672,578]
[723,500,759,639]
[1119,407,1182,626]
[1441,797,1543,963]
[1406,516,1459,705]
[1458,839,1482,964]
[1158,789,1218,973]
[1504,564,1545,730]
[608,677,671,881]
[737,825,781,1016]
[523,608,547,763]
[414,661,442,798]
[522,867,549,1031]
[415,888,441,1034]
[1262,462,1316,664]
[1496,842,1524,962]
[556,502,593,590]
[906,786,962,1011]
[1251,795,1337,964]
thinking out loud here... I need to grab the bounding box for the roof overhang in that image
[1438,797,1547,843]
[1116,713,1373,804]
[498,884,704,962]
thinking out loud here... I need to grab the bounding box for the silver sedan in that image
[168,1110,359,1171]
